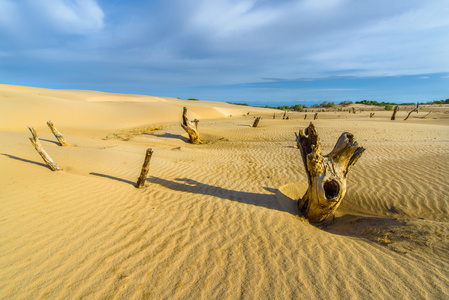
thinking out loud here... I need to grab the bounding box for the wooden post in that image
[252,117,261,127]
[283,111,287,120]
[135,148,153,188]
[297,123,365,223]
[314,112,318,120]
[273,113,276,119]
[304,114,307,120]
[47,121,68,146]
[391,106,399,120]
[370,113,375,118]
[28,126,63,171]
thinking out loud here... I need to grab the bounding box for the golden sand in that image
[1,84,449,299]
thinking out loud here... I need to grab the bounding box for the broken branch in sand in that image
[296,122,365,224]
[404,106,418,121]
[391,106,399,120]
[314,112,318,120]
[135,148,153,188]
[47,121,68,146]
[370,113,375,118]
[181,107,201,144]
[252,117,261,127]
[421,111,432,119]
[28,126,63,171]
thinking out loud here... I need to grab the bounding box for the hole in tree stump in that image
[324,180,340,199]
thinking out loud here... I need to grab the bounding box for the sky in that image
[0,0,448,106]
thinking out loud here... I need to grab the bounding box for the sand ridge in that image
[1,84,449,299]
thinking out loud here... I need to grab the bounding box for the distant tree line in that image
[225,98,448,110]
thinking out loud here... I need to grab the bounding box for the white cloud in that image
[0,0,21,30]
[0,0,104,36]
[29,0,104,34]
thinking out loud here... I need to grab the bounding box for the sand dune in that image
[1,84,449,299]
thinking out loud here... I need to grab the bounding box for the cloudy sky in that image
[1,0,448,105]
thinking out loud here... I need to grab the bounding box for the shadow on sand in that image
[40,139,60,146]
[1,153,51,170]
[89,172,135,186]
[149,176,298,215]
[152,133,190,143]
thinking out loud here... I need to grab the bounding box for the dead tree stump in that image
[314,112,318,120]
[296,122,365,223]
[135,148,153,188]
[181,107,201,144]
[252,117,261,127]
[391,106,399,120]
[47,121,68,146]
[28,126,63,171]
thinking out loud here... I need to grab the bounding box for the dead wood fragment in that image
[28,126,63,171]
[296,122,365,223]
[421,111,432,119]
[314,113,318,120]
[370,113,375,118]
[47,121,68,146]
[404,107,418,121]
[391,106,399,120]
[304,114,307,120]
[252,117,261,127]
[135,148,153,188]
[181,107,201,144]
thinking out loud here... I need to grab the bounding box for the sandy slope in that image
[1,84,449,299]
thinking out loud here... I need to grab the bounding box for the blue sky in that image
[0,0,448,105]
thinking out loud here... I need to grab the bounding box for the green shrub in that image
[385,104,393,110]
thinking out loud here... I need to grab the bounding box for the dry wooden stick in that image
[135,148,154,188]
[252,117,261,127]
[404,107,418,121]
[47,121,69,146]
[421,111,432,119]
[314,112,318,120]
[28,126,63,171]
[391,106,399,120]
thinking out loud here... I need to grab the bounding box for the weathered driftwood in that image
[314,112,318,120]
[181,107,201,144]
[391,106,399,120]
[296,123,365,224]
[135,148,153,188]
[421,111,432,119]
[252,117,261,127]
[28,126,63,171]
[47,121,68,146]
[304,114,307,120]
[404,107,418,121]
[370,113,375,118]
